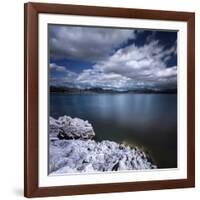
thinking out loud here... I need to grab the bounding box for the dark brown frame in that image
[24,2,195,198]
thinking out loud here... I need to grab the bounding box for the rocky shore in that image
[49,116,156,174]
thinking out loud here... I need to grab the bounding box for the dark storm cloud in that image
[49,25,136,61]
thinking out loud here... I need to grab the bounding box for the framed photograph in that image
[24,2,195,197]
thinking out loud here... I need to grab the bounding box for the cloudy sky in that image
[49,25,177,91]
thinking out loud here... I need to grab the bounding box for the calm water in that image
[50,93,177,168]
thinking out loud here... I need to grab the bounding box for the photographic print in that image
[24,3,195,197]
[48,25,177,175]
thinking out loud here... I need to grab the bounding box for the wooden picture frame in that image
[24,2,195,197]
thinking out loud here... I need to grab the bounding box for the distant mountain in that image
[50,86,82,93]
[50,86,177,94]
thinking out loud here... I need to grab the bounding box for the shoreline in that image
[49,115,157,174]
[50,91,177,95]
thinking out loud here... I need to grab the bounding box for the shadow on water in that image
[50,93,177,169]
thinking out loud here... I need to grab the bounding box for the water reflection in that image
[50,93,177,168]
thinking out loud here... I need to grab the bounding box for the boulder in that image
[49,139,157,174]
[49,116,95,140]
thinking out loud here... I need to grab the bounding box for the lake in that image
[50,93,177,169]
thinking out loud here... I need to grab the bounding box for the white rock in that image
[49,116,95,140]
[49,115,157,174]
[49,139,156,174]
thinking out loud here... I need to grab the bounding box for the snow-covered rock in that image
[49,116,157,174]
[49,116,95,140]
[49,139,156,174]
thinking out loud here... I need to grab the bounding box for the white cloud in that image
[50,63,67,72]
[50,63,78,86]
[50,36,177,90]
[76,69,131,89]
[75,40,177,89]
